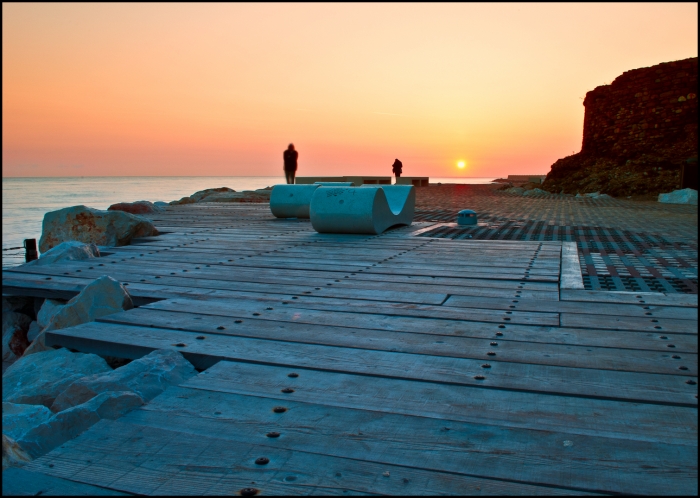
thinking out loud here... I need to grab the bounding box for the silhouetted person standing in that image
[283,144,298,184]
[392,159,403,183]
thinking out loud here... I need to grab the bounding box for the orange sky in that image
[2,3,697,178]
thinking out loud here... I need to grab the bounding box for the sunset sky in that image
[2,3,697,178]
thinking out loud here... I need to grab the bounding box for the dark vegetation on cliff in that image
[543,57,698,197]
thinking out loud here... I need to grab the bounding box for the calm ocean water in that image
[2,176,496,267]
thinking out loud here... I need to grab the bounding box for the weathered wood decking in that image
[2,203,697,495]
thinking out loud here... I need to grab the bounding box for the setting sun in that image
[457,161,466,169]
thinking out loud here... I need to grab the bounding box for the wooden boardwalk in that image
[3,203,697,495]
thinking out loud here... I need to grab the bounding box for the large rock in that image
[16,391,144,459]
[51,349,196,412]
[658,188,698,205]
[542,58,697,197]
[3,348,110,408]
[522,188,549,196]
[24,241,99,267]
[190,187,235,202]
[38,205,159,253]
[24,276,133,357]
[170,196,195,205]
[169,187,236,205]
[200,190,271,203]
[2,311,32,364]
[2,435,31,470]
[26,322,41,343]
[2,403,53,442]
[108,200,163,215]
[37,299,66,330]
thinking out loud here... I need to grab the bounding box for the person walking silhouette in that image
[392,159,403,183]
[283,144,298,184]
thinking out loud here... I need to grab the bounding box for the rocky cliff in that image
[543,57,698,197]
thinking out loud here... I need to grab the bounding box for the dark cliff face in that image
[543,57,698,197]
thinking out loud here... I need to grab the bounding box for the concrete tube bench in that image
[270,183,354,218]
[309,185,415,234]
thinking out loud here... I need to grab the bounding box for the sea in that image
[2,176,497,268]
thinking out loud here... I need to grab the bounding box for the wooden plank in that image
[45,322,699,405]
[181,360,698,445]
[9,261,560,302]
[7,258,562,298]
[362,265,559,282]
[151,251,561,274]
[139,296,698,352]
[141,293,559,326]
[561,289,698,308]
[1,467,132,496]
[561,313,697,334]
[560,241,584,290]
[26,419,591,496]
[2,270,450,306]
[99,308,696,375]
[120,386,697,495]
[105,258,561,291]
[444,294,699,319]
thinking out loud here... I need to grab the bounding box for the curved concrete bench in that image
[309,185,415,234]
[270,183,354,218]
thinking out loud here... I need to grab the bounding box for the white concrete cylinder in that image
[270,184,321,218]
[310,185,415,234]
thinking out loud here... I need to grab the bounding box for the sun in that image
[457,161,466,169]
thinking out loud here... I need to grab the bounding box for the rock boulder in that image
[16,391,144,459]
[2,311,32,364]
[658,188,698,205]
[522,188,549,196]
[51,349,196,412]
[37,299,66,330]
[2,348,110,408]
[38,205,159,253]
[2,435,31,470]
[200,190,271,203]
[26,322,41,343]
[190,187,235,202]
[2,403,54,442]
[108,200,163,215]
[24,241,99,267]
[169,187,236,205]
[24,276,133,357]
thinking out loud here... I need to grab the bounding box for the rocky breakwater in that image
[107,200,164,215]
[2,273,197,468]
[3,349,195,466]
[170,186,272,205]
[543,57,698,197]
[39,205,159,254]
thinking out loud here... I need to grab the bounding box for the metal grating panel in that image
[415,213,698,294]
